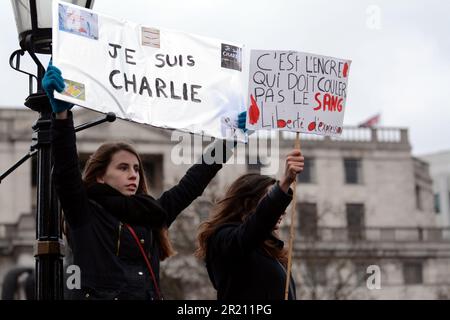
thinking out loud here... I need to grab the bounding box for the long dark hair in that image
[82,142,175,260]
[195,173,288,265]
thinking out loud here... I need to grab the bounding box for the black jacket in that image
[52,112,225,300]
[205,183,297,300]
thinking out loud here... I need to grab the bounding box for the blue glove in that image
[238,111,247,132]
[42,61,74,113]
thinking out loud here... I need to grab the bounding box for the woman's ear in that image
[96,175,104,183]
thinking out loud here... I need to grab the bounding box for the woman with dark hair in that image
[43,63,237,300]
[196,150,304,300]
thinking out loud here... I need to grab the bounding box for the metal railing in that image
[282,126,409,144]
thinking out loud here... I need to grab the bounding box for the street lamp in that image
[9,0,95,300]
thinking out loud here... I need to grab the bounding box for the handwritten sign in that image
[247,50,351,136]
[52,1,247,141]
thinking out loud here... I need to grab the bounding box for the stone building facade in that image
[1,107,449,299]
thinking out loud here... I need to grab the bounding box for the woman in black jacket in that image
[43,64,234,300]
[196,150,304,300]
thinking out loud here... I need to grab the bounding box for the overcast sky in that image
[1,0,449,156]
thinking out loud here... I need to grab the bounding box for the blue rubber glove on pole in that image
[238,111,247,132]
[42,61,74,113]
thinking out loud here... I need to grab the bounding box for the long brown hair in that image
[83,142,175,260]
[195,173,288,265]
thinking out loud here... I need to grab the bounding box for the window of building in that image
[403,262,423,285]
[346,203,365,241]
[434,193,440,214]
[247,155,266,173]
[344,158,362,184]
[415,185,422,210]
[298,202,318,240]
[141,155,164,196]
[447,191,450,214]
[354,262,371,286]
[449,192,450,211]
[298,157,315,184]
[196,200,212,222]
[305,262,327,286]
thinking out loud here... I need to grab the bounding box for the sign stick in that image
[284,132,301,300]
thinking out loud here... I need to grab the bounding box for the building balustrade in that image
[289,226,450,243]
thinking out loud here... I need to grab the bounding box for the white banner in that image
[52,1,247,141]
[247,50,351,137]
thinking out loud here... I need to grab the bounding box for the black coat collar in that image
[87,183,168,227]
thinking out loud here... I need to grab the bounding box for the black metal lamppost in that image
[7,0,95,300]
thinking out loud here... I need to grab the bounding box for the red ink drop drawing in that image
[343,63,349,78]
[249,95,260,125]
[308,121,316,131]
[277,120,286,128]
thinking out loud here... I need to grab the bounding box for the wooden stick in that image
[284,132,301,300]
